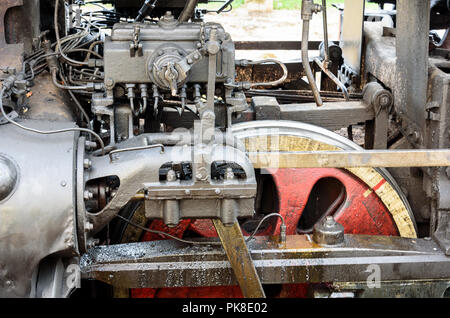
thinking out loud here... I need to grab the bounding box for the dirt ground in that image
[204,6,365,146]
[204,6,341,60]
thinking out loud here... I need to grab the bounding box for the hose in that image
[302,19,323,106]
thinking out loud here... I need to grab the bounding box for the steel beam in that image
[80,235,450,288]
[235,41,322,51]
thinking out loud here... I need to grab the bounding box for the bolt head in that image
[196,168,208,181]
[166,169,177,182]
[84,222,94,232]
[105,78,114,89]
[83,158,92,170]
[324,216,336,226]
[378,93,392,108]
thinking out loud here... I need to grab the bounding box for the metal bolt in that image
[85,222,94,232]
[379,95,390,107]
[184,189,191,195]
[215,188,221,194]
[85,140,97,150]
[60,181,67,187]
[166,169,177,182]
[83,158,92,170]
[105,78,114,89]
[196,168,208,181]
[324,216,335,226]
[224,167,234,180]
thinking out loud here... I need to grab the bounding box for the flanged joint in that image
[301,0,322,21]
[313,216,345,246]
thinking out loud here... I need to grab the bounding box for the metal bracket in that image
[129,25,143,57]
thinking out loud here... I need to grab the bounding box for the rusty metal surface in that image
[212,219,265,298]
[236,61,310,89]
[0,0,24,70]
[80,235,450,288]
[25,73,75,122]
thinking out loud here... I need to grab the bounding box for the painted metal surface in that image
[0,120,78,297]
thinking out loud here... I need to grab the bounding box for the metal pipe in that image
[109,144,165,162]
[248,59,288,88]
[178,0,199,22]
[135,0,157,22]
[321,0,330,66]
[302,19,323,106]
[314,58,349,101]
[52,70,89,91]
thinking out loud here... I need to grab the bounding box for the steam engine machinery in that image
[0,0,450,298]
